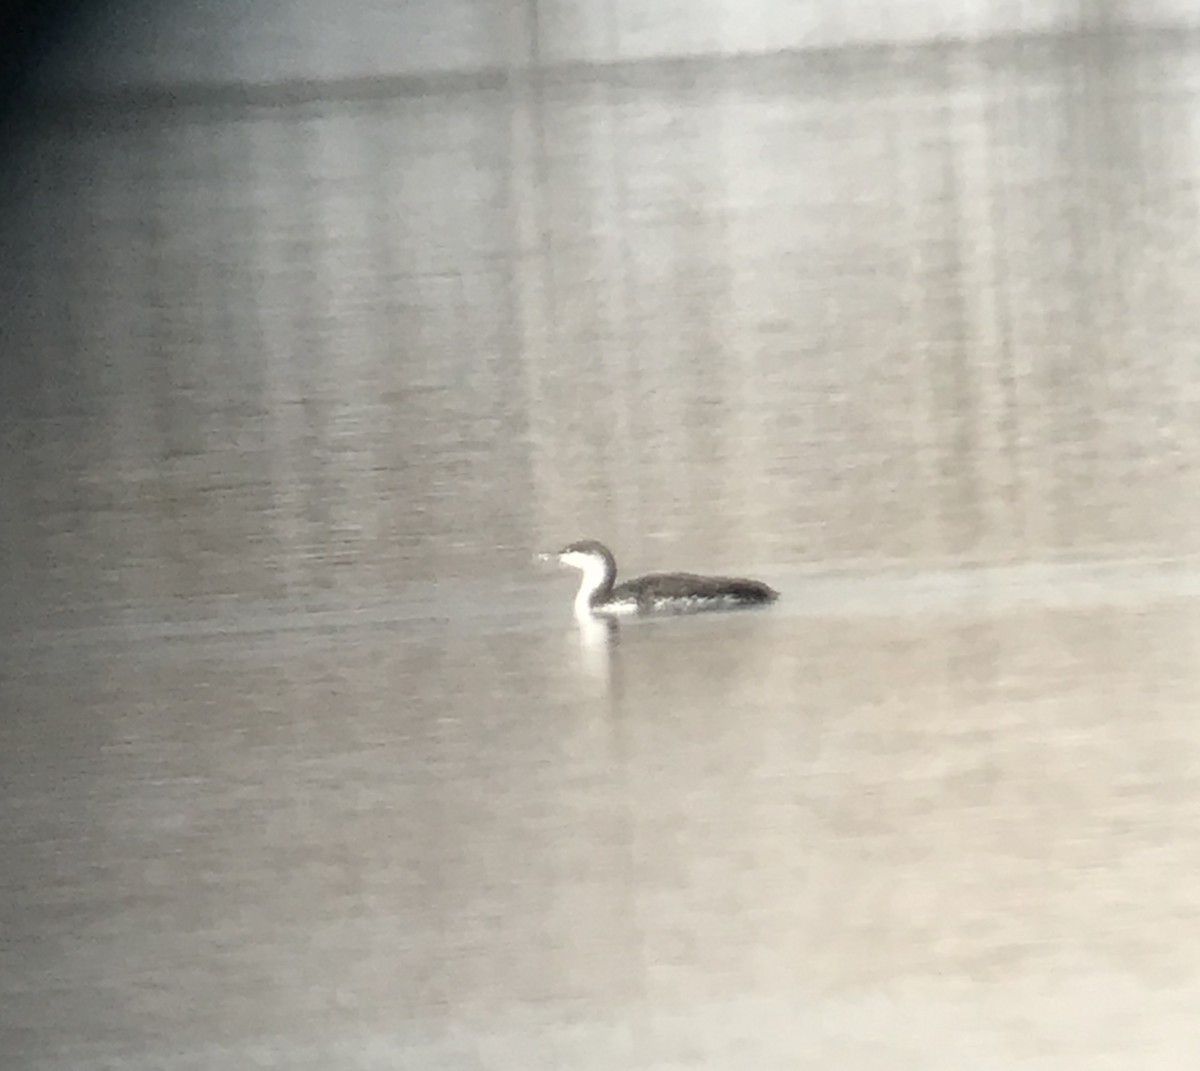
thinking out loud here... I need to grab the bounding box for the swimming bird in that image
[546,539,778,617]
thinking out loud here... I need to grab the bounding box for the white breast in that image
[560,551,612,616]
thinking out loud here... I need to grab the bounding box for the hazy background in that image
[2,3,1200,1068]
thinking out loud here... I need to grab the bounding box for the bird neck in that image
[573,553,615,615]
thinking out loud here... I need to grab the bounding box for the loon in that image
[547,539,778,617]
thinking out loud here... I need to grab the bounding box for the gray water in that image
[3,27,1200,1070]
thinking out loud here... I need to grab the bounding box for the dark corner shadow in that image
[0,0,107,135]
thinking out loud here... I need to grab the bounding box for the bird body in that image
[548,539,778,617]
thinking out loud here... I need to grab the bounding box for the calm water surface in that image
[2,31,1200,1070]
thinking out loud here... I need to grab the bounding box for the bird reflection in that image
[574,610,619,691]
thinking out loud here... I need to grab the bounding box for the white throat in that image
[560,551,612,616]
